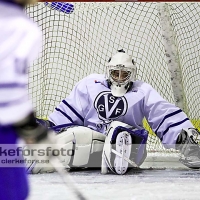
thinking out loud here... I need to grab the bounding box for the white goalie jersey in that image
[49,74,193,149]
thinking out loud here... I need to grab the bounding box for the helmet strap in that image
[126,81,133,92]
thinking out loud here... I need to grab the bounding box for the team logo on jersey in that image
[94,91,128,123]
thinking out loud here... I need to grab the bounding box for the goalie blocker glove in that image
[176,128,200,169]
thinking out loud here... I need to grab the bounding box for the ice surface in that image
[28,168,200,200]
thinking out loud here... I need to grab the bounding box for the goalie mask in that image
[106,50,137,97]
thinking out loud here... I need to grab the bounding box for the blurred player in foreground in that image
[31,49,200,176]
[0,0,56,199]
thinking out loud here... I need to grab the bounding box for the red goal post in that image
[38,0,200,2]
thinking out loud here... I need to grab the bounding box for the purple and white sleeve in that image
[143,83,193,149]
[48,77,89,126]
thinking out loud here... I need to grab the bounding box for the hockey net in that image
[26,2,200,157]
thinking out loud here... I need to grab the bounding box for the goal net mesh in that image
[25,2,200,153]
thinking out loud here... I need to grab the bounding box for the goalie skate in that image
[114,131,132,175]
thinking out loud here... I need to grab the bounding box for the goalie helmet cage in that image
[26,2,200,167]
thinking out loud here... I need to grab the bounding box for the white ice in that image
[28,167,200,200]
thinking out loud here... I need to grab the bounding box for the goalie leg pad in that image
[102,121,148,175]
[26,126,106,173]
[54,126,106,168]
[114,131,132,174]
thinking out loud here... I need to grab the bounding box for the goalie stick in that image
[27,151,87,200]
[111,149,138,168]
[49,156,87,200]
[27,141,87,200]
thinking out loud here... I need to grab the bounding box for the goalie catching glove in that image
[101,121,148,175]
[176,128,200,169]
